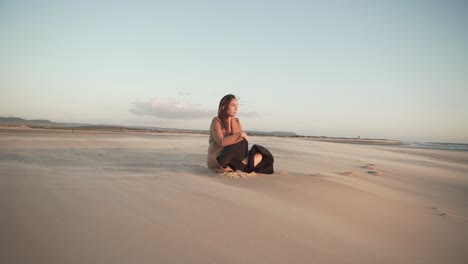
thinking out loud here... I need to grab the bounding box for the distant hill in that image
[0,117,57,127]
[246,131,297,137]
[0,117,148,131]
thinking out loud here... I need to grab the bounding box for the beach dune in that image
[1,128,467,264]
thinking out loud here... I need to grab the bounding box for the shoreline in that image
[0,125,401,146]
[4,126,468,152]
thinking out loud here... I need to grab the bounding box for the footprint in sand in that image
[367,170,382,176]
[340,171,357,177]
[339,171,367,178]
[309,172,324,177]
[360,164,376,170]
[429,206,447,216]
[360,163,382,176]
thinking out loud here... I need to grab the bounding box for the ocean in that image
[399,141,468,152]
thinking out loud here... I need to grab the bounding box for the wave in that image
[400,141,468,152]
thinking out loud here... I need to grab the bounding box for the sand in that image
[1,128,467,264]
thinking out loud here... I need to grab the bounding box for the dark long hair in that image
[218,94,237,131]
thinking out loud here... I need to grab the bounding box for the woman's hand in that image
[241,131,249,141]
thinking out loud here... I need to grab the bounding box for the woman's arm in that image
[238,119,249,141]
[210,118,244,147]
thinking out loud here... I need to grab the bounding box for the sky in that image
[1,0,467,143]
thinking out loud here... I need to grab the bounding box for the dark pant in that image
[217,139,248,171]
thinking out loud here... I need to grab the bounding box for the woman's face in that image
[227,99,238,117]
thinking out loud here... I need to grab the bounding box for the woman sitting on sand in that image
[207,94,263,172]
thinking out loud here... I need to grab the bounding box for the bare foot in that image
[242,157,248,165]
[223,166,234,172]
[254,153,263,167]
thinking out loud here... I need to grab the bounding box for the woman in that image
[207,94,262,172]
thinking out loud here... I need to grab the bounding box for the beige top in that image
[207,117,244,171]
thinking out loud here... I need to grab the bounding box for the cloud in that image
[130,98,215,120]
[238,111,259,118]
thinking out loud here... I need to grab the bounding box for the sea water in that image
[399,141,468,152]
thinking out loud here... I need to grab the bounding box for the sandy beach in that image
[1,128,467,264]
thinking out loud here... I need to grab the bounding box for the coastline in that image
[0,125,402,145]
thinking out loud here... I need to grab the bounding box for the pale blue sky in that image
[1,0,467,142]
